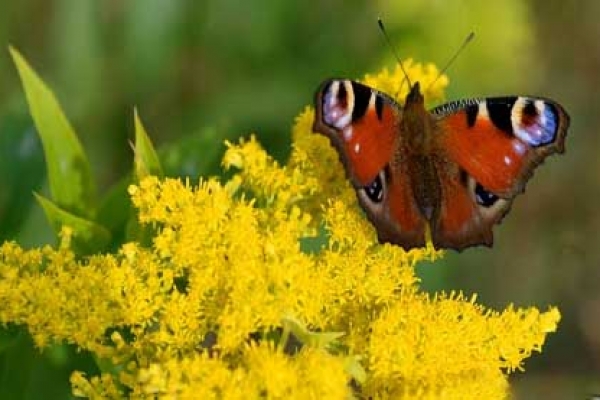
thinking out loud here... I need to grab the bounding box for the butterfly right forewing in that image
[433,96,569,197]
[431,95,569,249]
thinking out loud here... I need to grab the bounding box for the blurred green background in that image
[0,0,598,398]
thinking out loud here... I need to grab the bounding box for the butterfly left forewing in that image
[313,79,398,185]
[314,79,427,247]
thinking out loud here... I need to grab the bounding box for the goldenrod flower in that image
[0,62,559,399]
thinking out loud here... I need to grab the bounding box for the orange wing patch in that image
[441,112,529,197]
[343,96,398,185]
[385,170,427,247]
[433,163,492,250]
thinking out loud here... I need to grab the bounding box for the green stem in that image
[279,325,291,353]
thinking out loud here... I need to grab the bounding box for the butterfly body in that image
[313,79,569,251]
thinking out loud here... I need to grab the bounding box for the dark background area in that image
[0,1,598,398]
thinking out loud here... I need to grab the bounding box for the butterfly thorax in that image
[400,82,434,154]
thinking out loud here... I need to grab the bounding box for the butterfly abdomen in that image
[408,155,442,222]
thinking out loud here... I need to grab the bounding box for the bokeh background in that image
[0,1,598,398]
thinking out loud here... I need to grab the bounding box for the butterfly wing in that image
[313,79,427,247]
[431,96,570,250]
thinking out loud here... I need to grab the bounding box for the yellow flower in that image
[0,62,559,399]
[363,59,448,106]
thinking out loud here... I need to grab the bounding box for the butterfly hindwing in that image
[360,165,427,249]
[433,159,512,249]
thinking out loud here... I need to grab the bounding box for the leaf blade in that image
[133,108,163,179]
[9,46,96,217]
[34,193,110,254]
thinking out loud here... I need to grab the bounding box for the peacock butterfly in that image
[312,78,570,251]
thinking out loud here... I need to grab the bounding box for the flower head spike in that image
[0,59,559,399]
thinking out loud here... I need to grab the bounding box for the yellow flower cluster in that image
[0,62,560,399]
[362,58,449,106]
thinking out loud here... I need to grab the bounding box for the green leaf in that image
[96,177,133,243]
[0,332,91,400]
[0,326,20,354]
[133,108,163,179]
[161,126,222,177]
[9,46,96,218]
[0,113,45,241]
[344,356,367,385]
[281,316,345,350]
[34,193,110,254]
[0,331,36,400]
[95,174,154,247]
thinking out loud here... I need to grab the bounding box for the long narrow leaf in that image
[10,47,96,218]
[34,193,110,254]
[133,108,163,179]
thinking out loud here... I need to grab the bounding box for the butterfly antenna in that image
[377,17,412,89]
[428,32,475,90]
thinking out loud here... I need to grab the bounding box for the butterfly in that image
[312,79,570,251]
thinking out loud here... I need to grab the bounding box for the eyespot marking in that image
[511,98,558,146]
[475,183,499,208]
[364,172,384,203]
[321,80,354,129]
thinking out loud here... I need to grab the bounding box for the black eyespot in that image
[475,183,499,207]
[364,173,384,203]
